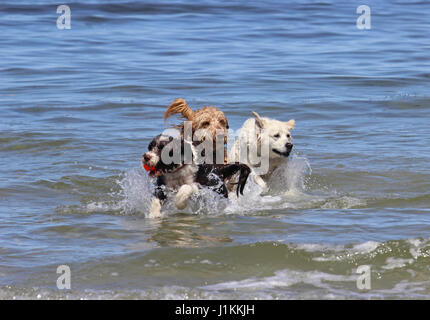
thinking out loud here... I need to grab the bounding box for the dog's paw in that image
[149,198,162,218]
[175,184,195,210]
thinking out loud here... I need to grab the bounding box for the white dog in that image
[229,112,295,192]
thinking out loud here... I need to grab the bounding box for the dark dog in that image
[142,134,250,217]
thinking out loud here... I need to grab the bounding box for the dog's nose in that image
[285,143,293,150]
[143,154,151,162]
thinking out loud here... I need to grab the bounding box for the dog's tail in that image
[224,163,252,197]
[164,98,195,121]
[236,164,251,197]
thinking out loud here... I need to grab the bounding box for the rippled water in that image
[1,0,430,299]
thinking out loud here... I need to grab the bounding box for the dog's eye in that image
[159,141,168,149]
[287,134,291,138]
[202,121,210,128]
[220,120,229,129]
[274,134,280,138]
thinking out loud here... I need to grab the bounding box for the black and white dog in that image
[142,134,250,217]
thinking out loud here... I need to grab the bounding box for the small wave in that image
[4,238,430,299]
[200,237,430,298]
[299,237,430,268]
[0,134,76,153]
[320,196,366,209]
[371,193,430,209]
[203,269,355,293]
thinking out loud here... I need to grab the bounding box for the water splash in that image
[81,153,363,217]
[113,154,313,217]
[115,167,153,216]
[269,154,312,193]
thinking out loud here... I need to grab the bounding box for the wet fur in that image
[164,98,229,163]
[143,134,250,218]
[229,112,295,192]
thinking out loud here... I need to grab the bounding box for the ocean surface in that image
[1,0,430,299]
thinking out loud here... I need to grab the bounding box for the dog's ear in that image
[285,119,295,130]
[252,111,265,129]
[164,98,195,121]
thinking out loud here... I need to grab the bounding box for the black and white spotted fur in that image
[142,134,250,217]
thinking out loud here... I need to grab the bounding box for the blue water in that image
[1,0,430,299]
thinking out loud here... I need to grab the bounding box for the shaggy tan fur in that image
[164,98,229,163]
[164,98,195,122]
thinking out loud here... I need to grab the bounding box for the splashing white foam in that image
[225,154,314,214]
[92,153,364,217]
[115,167,154,215]
[269,154,312,193]
[202,268,355,291]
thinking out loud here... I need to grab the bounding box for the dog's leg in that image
[149,177,166,218]
[235,164,251,196]
[149,197,162,218]
[174,183,198,210]
[253,174,268,193]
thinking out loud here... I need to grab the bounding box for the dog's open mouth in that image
[143,161,185,177]
[272,149,291,157]
[143,163,163,177]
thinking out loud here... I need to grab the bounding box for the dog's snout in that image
[285,143,293,150]
[143,154,151,162]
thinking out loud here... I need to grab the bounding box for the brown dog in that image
[164,98,229,163]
